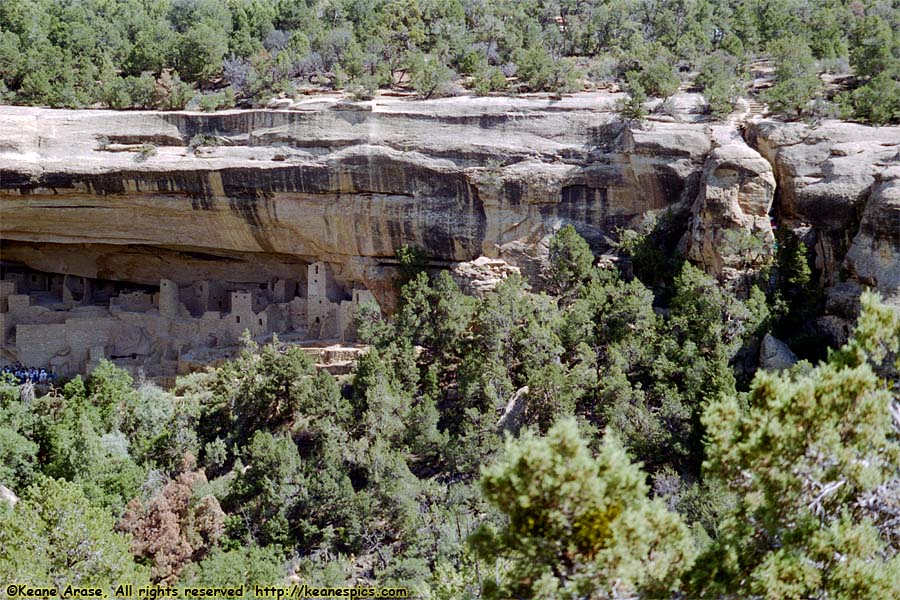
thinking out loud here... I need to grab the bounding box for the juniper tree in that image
[0,478,148,589]
[471,418,696,599]
[693,292,900,598]
[764,37,822,120]
[547,224,595,302]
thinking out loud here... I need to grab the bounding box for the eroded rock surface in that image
[844,167,900,300]
[687,142,776,276]
[746,120,900,304]
[759,333,799,372]
[0,95,710,303]
[451,256,521,297]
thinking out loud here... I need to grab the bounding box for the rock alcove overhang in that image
[0,98,897,308]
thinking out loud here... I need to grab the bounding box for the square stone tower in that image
[308,261,331,333]
[159,279,180,319]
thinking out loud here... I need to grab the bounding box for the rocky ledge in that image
[0,93,700,302]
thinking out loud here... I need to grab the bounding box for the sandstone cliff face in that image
[844,167,900,299]
[0,98,897,310]
[0,95,711,303]
[745,120,900,305]
[686,142,776,277]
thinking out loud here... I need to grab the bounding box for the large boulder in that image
[759,333,798,371]
[825,281,864,319]
[497,386,529,433]
[816,315,854,348]
[451,256,521,297]
[0,484,18,506]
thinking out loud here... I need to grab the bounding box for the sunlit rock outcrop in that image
[745,120,900,304]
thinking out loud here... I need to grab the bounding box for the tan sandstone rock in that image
[0,95,711,302]
[844,167,900,305]
[687,142,776,276]
[1,99,897,383]
[746,120,900,298]
[451,256,521,297]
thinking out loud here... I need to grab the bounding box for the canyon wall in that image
[0,94,712,303]
[745,120,900,305]
[0,94,898,375]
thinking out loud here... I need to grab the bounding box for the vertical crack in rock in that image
[712,121,893,343]
[743,120,900,307]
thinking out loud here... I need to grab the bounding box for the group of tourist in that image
[1,364,55,385]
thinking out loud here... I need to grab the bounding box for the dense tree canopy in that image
[0,477,149,588]
[0,2,897,594]
[693,292,900,597]
[0,0,897,122]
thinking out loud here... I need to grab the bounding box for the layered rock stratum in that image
[0,94,718,302]
[0,93,898,376]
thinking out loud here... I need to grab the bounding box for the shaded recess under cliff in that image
[0,94,715,302]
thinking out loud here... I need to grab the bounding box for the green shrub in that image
[838,73,900,125]
[126,73,158,109]
[513,45,580,93]
[764,38,822,119]
[618,71,648,120]
[472,419,697,599]
[155,71,195,111]
[471,62,507,95]
[198,88,237,112]
[347,73,380,101]
[0,478,149,588]
[696,51,741,119]
[189,134,221,154]
[703,78,736,119]
[135,144,157,162]
[99,76,132,110]
[406,51,455,99]
[638,57,680,98]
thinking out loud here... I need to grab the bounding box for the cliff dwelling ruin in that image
[0,260,377,382]
[1,99,897,386]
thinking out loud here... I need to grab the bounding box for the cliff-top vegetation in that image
[0,0,898,123]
